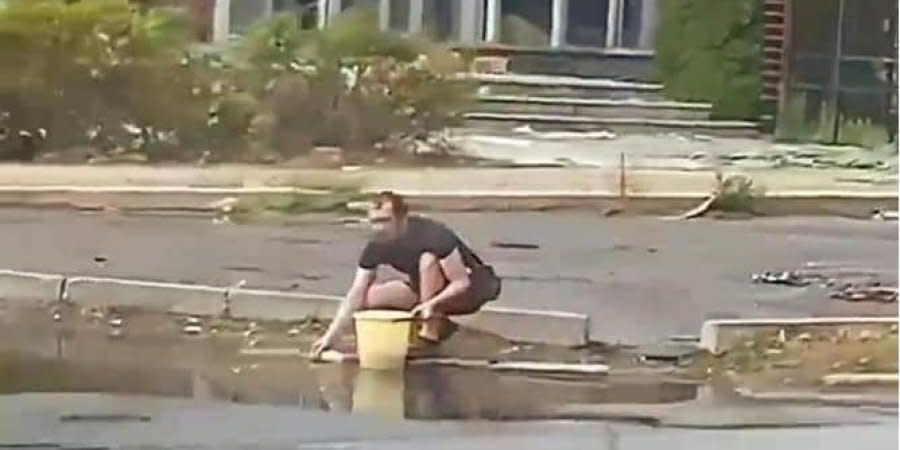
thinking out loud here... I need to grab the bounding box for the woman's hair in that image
[373,190,409,217]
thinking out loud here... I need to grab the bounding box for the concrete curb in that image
[699,317,898,354]
[734,387,898,408]
[65,276,228,316]
[0,271,589,346]
[221,288,591,346]
[0,269,64,308]
[0,186,894,216]
[821,373,899,386]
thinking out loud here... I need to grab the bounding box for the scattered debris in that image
[856,356,872,366]
[751,271,810,287]
[777,329,787,345]
[794,332,812,343]
[512,124,617,140]
[602,206,623,217]
[221,265,264,273]
[871,209,898,221]
[490,241,540,250]
[209,197,239,223]
[82,307,104,322]
[858,330,876,342]
[185,316,202,326]
[107,327,125,339]
[182,325,203,335]
[51,308,62,322]
[287,327,301,337]
[689,151,708,160]
[830,286,897,303]
[298,273,327,281]
[668,335,700,343]
[750,263,897,303]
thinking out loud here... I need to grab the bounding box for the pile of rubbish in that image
[751,264,898,304]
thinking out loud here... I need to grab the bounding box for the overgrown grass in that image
[230,186,369,223]
[776,93,892,149]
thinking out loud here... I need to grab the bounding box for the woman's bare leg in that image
[418,252,449,341]
[363,280,418,310]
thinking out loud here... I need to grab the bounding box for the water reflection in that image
[0,349,699,422]
[0,308,699,422]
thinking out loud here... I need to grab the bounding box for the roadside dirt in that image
[717,324,898,397]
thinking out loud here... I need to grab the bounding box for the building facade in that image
[211,0,659,52]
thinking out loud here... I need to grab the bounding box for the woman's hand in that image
[309,332,336,360]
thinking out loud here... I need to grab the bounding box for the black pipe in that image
[829,0,846,143]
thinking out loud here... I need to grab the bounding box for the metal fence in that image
[779,0,897,146]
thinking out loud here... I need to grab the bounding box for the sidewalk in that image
[0,164,895,216]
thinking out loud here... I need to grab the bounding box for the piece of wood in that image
[663,194,718,221]
[488,361,609,374]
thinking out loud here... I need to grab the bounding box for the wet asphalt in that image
[0,209,896,447]
[0,210,896,344]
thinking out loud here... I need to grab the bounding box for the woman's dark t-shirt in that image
[358,216,484,292]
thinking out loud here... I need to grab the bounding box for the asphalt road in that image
[1,210,896,344]
[1,393,897,449]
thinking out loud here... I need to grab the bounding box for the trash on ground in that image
[490,241,540,250]
[182,325,203,335]
[663,194,717,221]
[830,286,898,303]
[751,271,811,287]
[871,209,898,221]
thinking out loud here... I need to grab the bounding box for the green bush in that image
[240,8,472,155]
[0,1,471,162]
[0,0,210,160]
[655,0,763,119]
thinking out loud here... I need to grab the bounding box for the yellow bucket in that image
[353,309,413,370]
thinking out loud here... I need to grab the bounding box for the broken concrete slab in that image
[454,306,589,347]
[65,276,227,316]
[0,269,64,307]
[735,387,898,407]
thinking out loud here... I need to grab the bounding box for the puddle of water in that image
[0,306,699,422]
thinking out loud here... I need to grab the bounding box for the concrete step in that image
[463,112,760,138]
[460,73,664,100]
[473,95,712,121]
